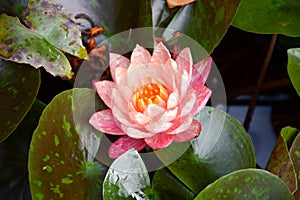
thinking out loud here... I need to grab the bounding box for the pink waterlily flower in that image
[89,42,212,158]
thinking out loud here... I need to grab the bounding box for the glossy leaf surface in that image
[0,100,45,200]
[162,106,256,194]
[0,14,72,78]
[287,48,300,96]
[28,88,106,200]
[23,0,88,59]
[233,0,300,36]
[195,169,293,200]
[153,0,241,53]
[0,59,40,142]
[152,168,194,200]
[103,149,150,200]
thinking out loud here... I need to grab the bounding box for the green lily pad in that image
[162,106,256,194]
[28,88,106,200]
[0,100,45,200]
[194,169,294,200]
[0,59,40,142]
[266,126,298,194]
[152,168,194,200]
[290,133,300,199]
[22,0,87,59]
[154,0,241,53]
[287,48,300,97]
[103,149,150,200]
[0,14,73,78]
[232,0,300,36]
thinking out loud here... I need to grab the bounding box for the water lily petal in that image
[167,92,179,110]
[129,111,151,126]
[94,80,115,109]
[191,85,211,114]
[173,120,201,142]
[145,133,175,149]
[180,91,196,116]
[129,44,151,70]
[109,53,130,83]
[151,42,172,65]
[122,126,157,139]
[89,109,125,135]
[191,56,212,87]
[166,114,193,135]
[145,104,166,120]
[145,121,173,133]
[176,47,193,82]
[109,135,147,158]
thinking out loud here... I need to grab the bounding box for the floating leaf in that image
[267,126,299,194]
[152,168,194,200]
[194,169,294,200]
[0,59,40,142]
[0,14,73,78]
[0,100,45,200]
[154,0,241,53]
[290,133,300,199]
[22,0,87,59]
[28,88,106,199]
[232,0,300,36]
[54,0,152,35]
[160,106,255,194]
[287,48,300,97]
[103,149,150,200]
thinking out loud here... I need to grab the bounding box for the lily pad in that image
[22,0,88,59]
[103,149,150,200]
[0,14,73,78]
[266,126,298,194]
[0,59,40,142]
[287,48,300,97]
[290,133,300,199]
[153,0,241,53]
[194,169,294,200]
[0,100,45,200]
[28,88,106,200]
[161,106,256,194]
[232,0,300,36]
[152,168,194,200]
[53,0,152,35]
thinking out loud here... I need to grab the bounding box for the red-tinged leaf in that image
[0,14,73,78]
[290,133,300,198]
[22,0,87,59]
[266,126,299,194]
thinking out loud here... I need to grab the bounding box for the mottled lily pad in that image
[0,100,45,200]
[103,149,150,200]
[267,126,299,194]
[22,0,87,59]
[0,14,73,78]
[287,48,300,97]
[0,59,40,142]
[28,88,106,199]
[160,106,256,194]
[153,0,241,53]
[290,133,300,199]
[232,0,300,36]
[194,169,294,200]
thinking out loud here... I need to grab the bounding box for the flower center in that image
[132,82,171,113]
